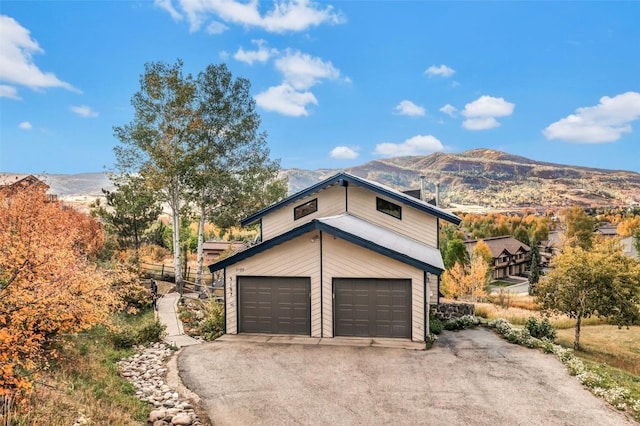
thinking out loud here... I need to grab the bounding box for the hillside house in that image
[595,223,619,238]
[464,236,531,280]
[539,231,562,268]
[0,174,56,201]
[208,172,461,342]
[202,241,247,264]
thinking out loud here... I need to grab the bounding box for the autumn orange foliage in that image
[442,255,490,302]
[0,187,118,400]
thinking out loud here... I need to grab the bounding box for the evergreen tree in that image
[528,240,541,294]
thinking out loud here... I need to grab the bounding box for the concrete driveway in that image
[177,328,634,425]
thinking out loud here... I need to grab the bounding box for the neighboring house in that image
[464,236,531,280]
[202,240,247,264]
[208,172,461,343]
[539,230,562,268]
[595,223,619,238]
[0,174,55,200]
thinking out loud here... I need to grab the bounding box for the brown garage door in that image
[238,276,311,335]
[334,278,411,338]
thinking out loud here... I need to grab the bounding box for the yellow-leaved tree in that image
[442,254,490,302]
[537,238,640,350]
[0,186,119,399]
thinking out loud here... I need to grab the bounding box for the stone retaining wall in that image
[430,302,475,320]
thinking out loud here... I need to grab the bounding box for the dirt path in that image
[178,328,635,425]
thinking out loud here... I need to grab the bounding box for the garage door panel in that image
[334,278,411,338]
[239,277,310,335]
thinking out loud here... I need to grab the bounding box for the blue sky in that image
[1,1,639,175]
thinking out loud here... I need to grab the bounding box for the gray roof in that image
[317,214,445,271]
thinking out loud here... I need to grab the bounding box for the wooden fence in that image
[139,261,223,297]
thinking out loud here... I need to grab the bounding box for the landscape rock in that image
[117,342,201,426]
[171,413,193,425]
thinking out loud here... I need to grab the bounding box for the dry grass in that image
[474,297,605,328]
[4,312,158,425]
[555,325,640,376]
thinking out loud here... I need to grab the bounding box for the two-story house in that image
[208,172,461,343]
[464,236,531,280]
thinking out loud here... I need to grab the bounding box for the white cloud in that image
[543,91,640,143]
[374,134,444,157]
[330,146,359,160]
[275,50,340,90]
[425,64,455,77]
[206,21,228,34]
[154,0,183,21]
[18,121,31,130]
[462,96,515,118]
[170,0,344,33]
[234,39,276,65]
[256,50,343,116]
[0,84,20,100]
[462,117,500,130]
[255,83,317,116]
[0,15,78,93]
[70,105,98,118]
[394,100,425,117]
[461,95,515,130]
[439,103,457,117]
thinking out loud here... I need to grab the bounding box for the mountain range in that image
[11,149,640,212]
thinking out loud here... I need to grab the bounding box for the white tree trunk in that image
[170,188,183,294]
[195,202,206,289]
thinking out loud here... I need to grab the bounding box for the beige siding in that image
[261,185,346,240]
[224,232,322,337]
[346,186,438,246]
[321,235,426,342]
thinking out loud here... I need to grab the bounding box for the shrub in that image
[108,317,165,349]
[198,300,225,341]
[505,328,536,347]
[524,316,557,340]
[425,333,438,349]
[109,328,137,350]
[443,315,480,331]
[136,320,165,345]
[429,316,443,335]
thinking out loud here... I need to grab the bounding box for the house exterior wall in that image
[259,183,439,248]
[261,185,346,240]
[321,235,427,342]
[223,230,432,342]
[346,187,438,247]
[224,233,321,336]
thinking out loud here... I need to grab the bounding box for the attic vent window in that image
[376,197,402,219]
[294,198,318,220]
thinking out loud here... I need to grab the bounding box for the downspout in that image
[319,231,323,338]
[437,217,441,305]
[223,268,227,334]
[424,271,429,341]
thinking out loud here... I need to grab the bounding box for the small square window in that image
[376,197,401,219]
[294,198,318,220]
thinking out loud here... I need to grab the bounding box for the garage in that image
[333,278,411,338]
[238,276,311,335]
